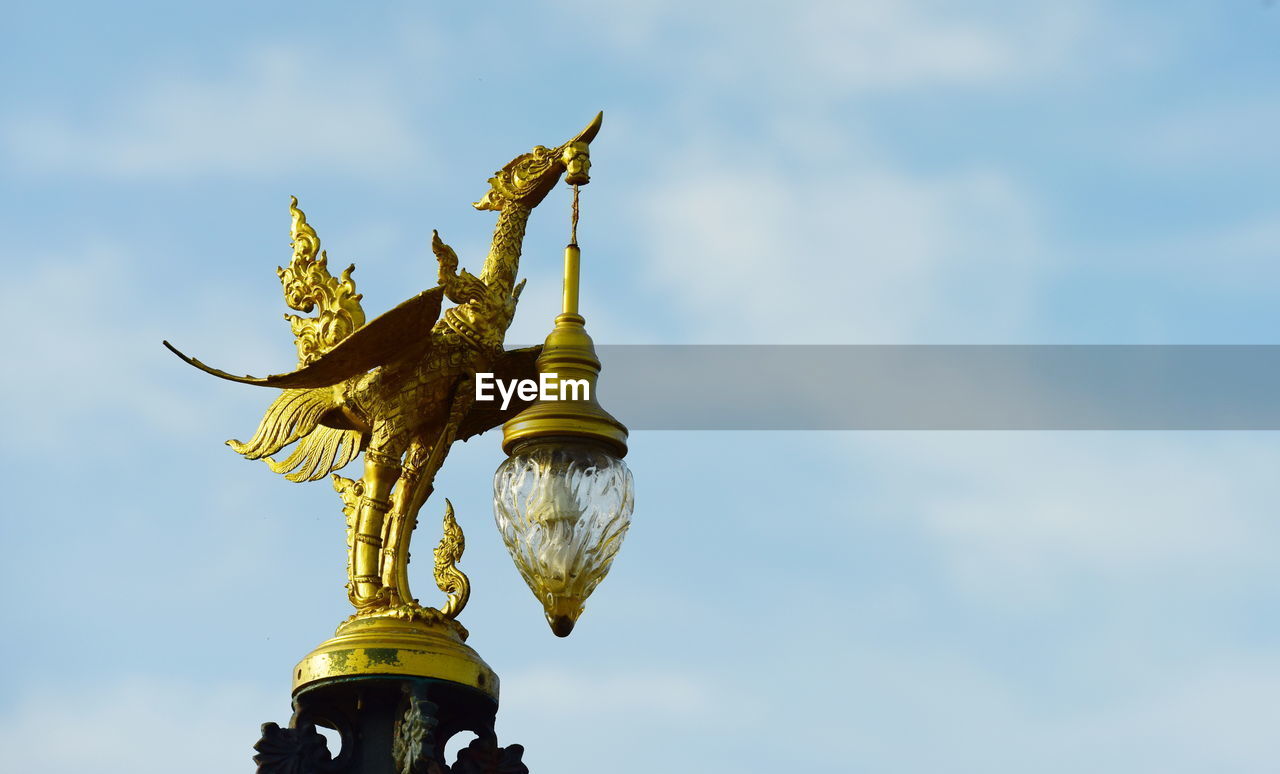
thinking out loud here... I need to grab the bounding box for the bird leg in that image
[380,437,427,607]
[377,378,477,615]
[347,446,401,610]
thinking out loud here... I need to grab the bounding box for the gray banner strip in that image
[569,345,1280,430]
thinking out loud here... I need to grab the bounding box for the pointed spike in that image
[571,111,603,146]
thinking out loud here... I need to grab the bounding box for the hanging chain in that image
[570,184,580,246]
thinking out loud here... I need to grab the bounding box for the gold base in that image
[292,615,499,700]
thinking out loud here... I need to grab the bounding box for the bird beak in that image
[568,111,603,147]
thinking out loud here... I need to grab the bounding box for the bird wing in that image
[165,287,445,390]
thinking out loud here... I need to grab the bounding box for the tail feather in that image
[228,388,333,459]
[266,425,363,482]
[229,387,364,482]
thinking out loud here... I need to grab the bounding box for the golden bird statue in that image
[165,113,603,630]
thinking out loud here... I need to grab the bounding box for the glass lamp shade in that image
[493,439,634,636]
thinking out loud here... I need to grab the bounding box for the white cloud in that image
[495,664,765,773]
[0,678,280,774]
[1054,659,1280,771]
[484,617,1280,773]
[744,2,1070,93]
[784,638,1280,772]
[4,47,422,180]
[846,433,1280,601]
[557,0,1097,95]
[1128,98,1280,172]
[636,153,1043,342]
[502,665,716,718]
[1093,214,1280,299]
[0,242,281,455]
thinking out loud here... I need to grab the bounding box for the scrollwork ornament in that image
[434,499,470,618]
[393,692,440,774]
[451,736,528,774]
[278,197,367,367]
[253,721,333,774]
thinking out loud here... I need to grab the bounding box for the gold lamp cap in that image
[501,312,628,457]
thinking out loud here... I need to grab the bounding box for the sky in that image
[1,2,1279,772]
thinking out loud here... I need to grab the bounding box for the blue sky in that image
[2,2,1278,772]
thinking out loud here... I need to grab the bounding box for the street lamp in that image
[495,236,634,636]
[165,113,631,773]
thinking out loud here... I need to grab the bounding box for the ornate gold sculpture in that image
[166,114,603,693]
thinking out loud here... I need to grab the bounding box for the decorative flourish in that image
[433,499,470,619]
[393,691,439,774]
[451,736,528,774]
[253,721,332,774]
[433,232,488,306]
[166,114,603,624]
[279,197,367,367]
[435,227,526,354]
[332,475,364,596]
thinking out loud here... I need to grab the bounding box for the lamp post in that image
[166,113,632,773]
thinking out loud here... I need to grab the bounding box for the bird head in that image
[474,112,602,212]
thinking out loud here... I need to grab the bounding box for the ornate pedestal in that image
[255,676,526,774]
[253,618,527,774]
